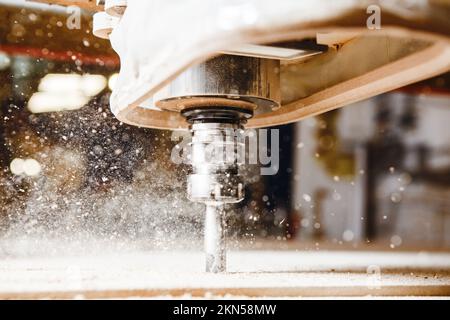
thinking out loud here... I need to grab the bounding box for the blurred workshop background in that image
[0,0,449,256]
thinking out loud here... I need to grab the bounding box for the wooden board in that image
[25,1,450,130]
[27,0,102,11]
[248,33,450,128]
[1,250,450,299]
[114,27,450,130]
[0,2,117,65]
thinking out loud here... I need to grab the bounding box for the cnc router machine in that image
[0,0,445,298]
[27,0,450,274]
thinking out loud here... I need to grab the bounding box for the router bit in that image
[153,55,280,273]
[182,107,252,273]
[204,204,226,273]
[157,55,280,273]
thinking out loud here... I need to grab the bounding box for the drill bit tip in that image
[204,204,226,273]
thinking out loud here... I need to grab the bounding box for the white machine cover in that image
[108,0,450,116]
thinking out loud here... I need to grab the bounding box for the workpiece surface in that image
[1,251,449,299]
